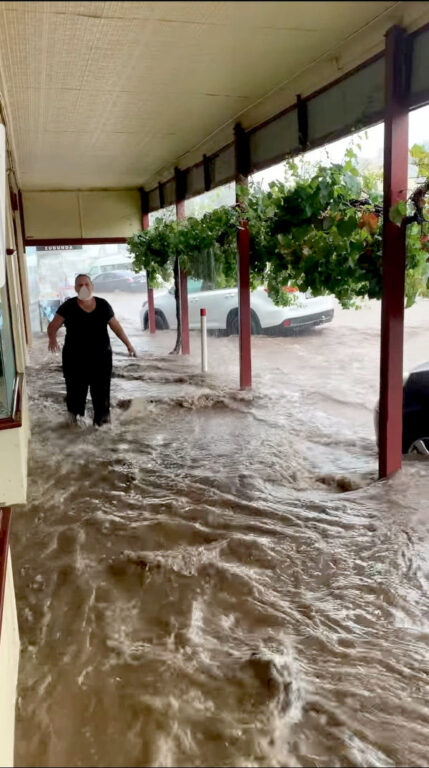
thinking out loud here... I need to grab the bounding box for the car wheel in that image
[226,309,261,335]
[143,311,168,330]
[251,311,261,335]
[407,438,429,455]
[226,309,239,336]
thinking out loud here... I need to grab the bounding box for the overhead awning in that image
[0,2,427,239]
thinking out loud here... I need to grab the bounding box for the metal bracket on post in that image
[378,25,410,479]
[203,154,211,192]
[234,122,250,185]
[158,182,165,210]
[175,167,187,204]
[296,94,308,151]
[139,187,149,222]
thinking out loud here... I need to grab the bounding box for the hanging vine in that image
[128,150,429,351]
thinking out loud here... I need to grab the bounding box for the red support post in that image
[378,26,409,479]
[176,197,190,355]
[235,122,252,390]
[146,277,156,334]
[142,211,156,334]
[180,268,190,355]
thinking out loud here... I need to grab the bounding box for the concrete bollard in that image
[200,308,208,373]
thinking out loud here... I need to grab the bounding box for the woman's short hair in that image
[75,273,92,283]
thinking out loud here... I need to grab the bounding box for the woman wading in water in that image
[48,273,136,426]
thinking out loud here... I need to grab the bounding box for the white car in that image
[140,279,334,335]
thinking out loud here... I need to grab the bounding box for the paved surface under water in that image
[11,295,429,767]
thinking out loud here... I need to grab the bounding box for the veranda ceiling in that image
[0,1,428,191]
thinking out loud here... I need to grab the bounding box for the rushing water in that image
[11,296,429,767]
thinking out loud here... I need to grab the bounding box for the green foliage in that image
[389,200,407,226]
[127,217,175,285]
[128,207,239,289]
[242,157,384,308]
[406,222,429,307]
[127,150,429,310]
[410,143,429,177]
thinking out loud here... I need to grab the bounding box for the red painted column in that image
[142,211,156,334]
[235,123,252,390]
[238,217,252,389]
[378,26,409,479]
[176,197,190,355]
[146,276,156,334]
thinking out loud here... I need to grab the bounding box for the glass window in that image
[187,278,203,293]
[0,282,16,418]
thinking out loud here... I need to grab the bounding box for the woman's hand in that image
[108,317,137,357]
[48,339,60,353]
[47,314,64,354]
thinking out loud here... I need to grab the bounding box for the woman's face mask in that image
[77,285,92,300]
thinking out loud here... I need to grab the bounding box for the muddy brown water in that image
[11,295,429,767]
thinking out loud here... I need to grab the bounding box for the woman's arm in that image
[47,314,65,353]
[108,317,137,357]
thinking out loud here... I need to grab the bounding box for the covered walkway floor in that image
[11,294,429,766]
[0,1,426,477]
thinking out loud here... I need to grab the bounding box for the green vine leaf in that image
[389,201,407,227]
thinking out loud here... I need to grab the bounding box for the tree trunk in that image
[170,253,181,354]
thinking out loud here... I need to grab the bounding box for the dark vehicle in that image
[375,362,429,455]
[402,362,429,455]
[92,270,147,293]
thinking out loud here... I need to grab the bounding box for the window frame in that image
[0,259,22,430]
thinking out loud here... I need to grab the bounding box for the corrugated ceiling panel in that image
[249,109,299,171]
[307,57,385,147]
[410,26,429,108]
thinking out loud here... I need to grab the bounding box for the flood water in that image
[11,294,429,767]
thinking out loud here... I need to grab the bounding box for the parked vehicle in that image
[92,270,147,293]
[374,361,429,455]
[402,362,429,454]
[140,279,335,334]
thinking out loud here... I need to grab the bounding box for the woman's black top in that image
[57,297,114,359]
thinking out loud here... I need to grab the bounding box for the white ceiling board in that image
[0,2,427,192]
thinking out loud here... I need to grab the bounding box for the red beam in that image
[379,26,409,479]
[142,211,156,334]
[238,218,252,390]
[176,198,190,355]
